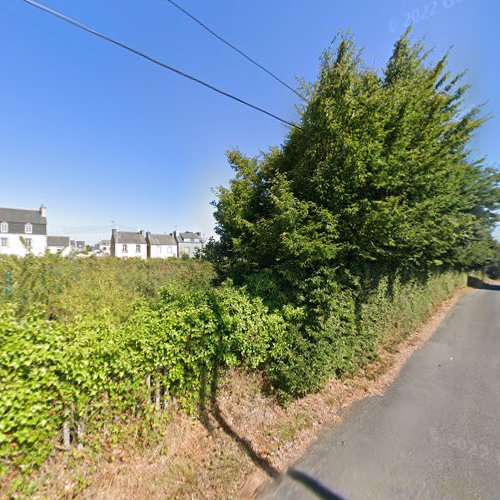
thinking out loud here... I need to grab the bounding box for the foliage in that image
[0,254,214,323]
[207,30,498,399]
[266,271,466,402]
[485,240,500,279]
[210,29,499,308]
[0,280,289,480]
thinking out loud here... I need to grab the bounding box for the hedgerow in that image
[0,254,214,322]
[0,280,291,480]
[0,269,466,481]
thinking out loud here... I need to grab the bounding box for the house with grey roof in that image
[174,231,204,258]
[47,236,71,256]
[0,205,47,256]
[93,239,111,255]
[111,229,147,259]
[146,232,178,258]
[70,240,86,253]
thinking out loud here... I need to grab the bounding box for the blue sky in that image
[1,0,498,243]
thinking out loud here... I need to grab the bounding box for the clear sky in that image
[1,0,498,243]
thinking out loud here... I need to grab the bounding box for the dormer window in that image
[0,222,7,233]
[25,223,33,234]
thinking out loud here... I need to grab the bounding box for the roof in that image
[115,231,146,244]
[147,233,176,246]
[47,236,70,247]
[178,231,203,242]
[0,207,46,225]
[99,240,110,245]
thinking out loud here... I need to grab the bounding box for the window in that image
[25,223,33,234]
[0,222,7,233]
[122,244,128,253]
[1,237,7,247]
[25,238,32,248]
[159,246,162,254]
[136,245,141,253]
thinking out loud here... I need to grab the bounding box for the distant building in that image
[94,239,111,255]
[47,236,71,256]
[174,231,204,258]
[0,205,47,256]
[70,240,86,253]
[146,232,178,258]
[111,229,147,259]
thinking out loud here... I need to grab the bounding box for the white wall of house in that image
[0,234,47,257]
[178,242,203,258]
[114,242,147,259]
[47,245,72,256]
[149,244,177,258]
[99,244,110,255]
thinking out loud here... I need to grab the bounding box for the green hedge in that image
[0,270,466,481]
[0,254,214,323]
[265,271,467,401]
[0,282,288,479]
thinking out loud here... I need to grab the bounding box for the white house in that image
[0,205,47,257]
[174,231,204,258]
[111,229,147,259]
[70,240,86,253]
[146,232,178,258]
[47,236,71,256]
[94,239,111,255]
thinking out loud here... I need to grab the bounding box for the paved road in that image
[263,287,500,500]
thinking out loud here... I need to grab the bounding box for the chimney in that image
[139,229,145,236]
[39,205,46,218]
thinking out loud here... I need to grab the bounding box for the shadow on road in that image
[467,276,500,291]
[286,469,347,499]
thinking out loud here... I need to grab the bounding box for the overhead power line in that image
[19,0,300,129]
[165,0,306,102]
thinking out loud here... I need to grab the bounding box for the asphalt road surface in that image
[263,286,500,500]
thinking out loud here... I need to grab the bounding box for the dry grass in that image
[23,286,470,500]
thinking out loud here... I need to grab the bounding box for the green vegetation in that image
[1,29,499,489]
[0,275,285,480]
[208,29,499,398]
[0,254,214,323]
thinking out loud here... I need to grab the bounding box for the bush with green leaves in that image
[206,29,498,398]
[265,271,466,401]
[0,281,290,480]
[0,254,214,322]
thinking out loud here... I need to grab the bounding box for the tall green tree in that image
[210,29,499,312]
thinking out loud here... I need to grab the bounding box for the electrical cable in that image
[164,0,306,101]
[20,0,301,129]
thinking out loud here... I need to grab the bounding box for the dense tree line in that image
[209,29,499,306]
[207,30,499,396]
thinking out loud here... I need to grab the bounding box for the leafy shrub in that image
[265,272,466,403]
[0,281,289,479]
[0,254,214,322]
